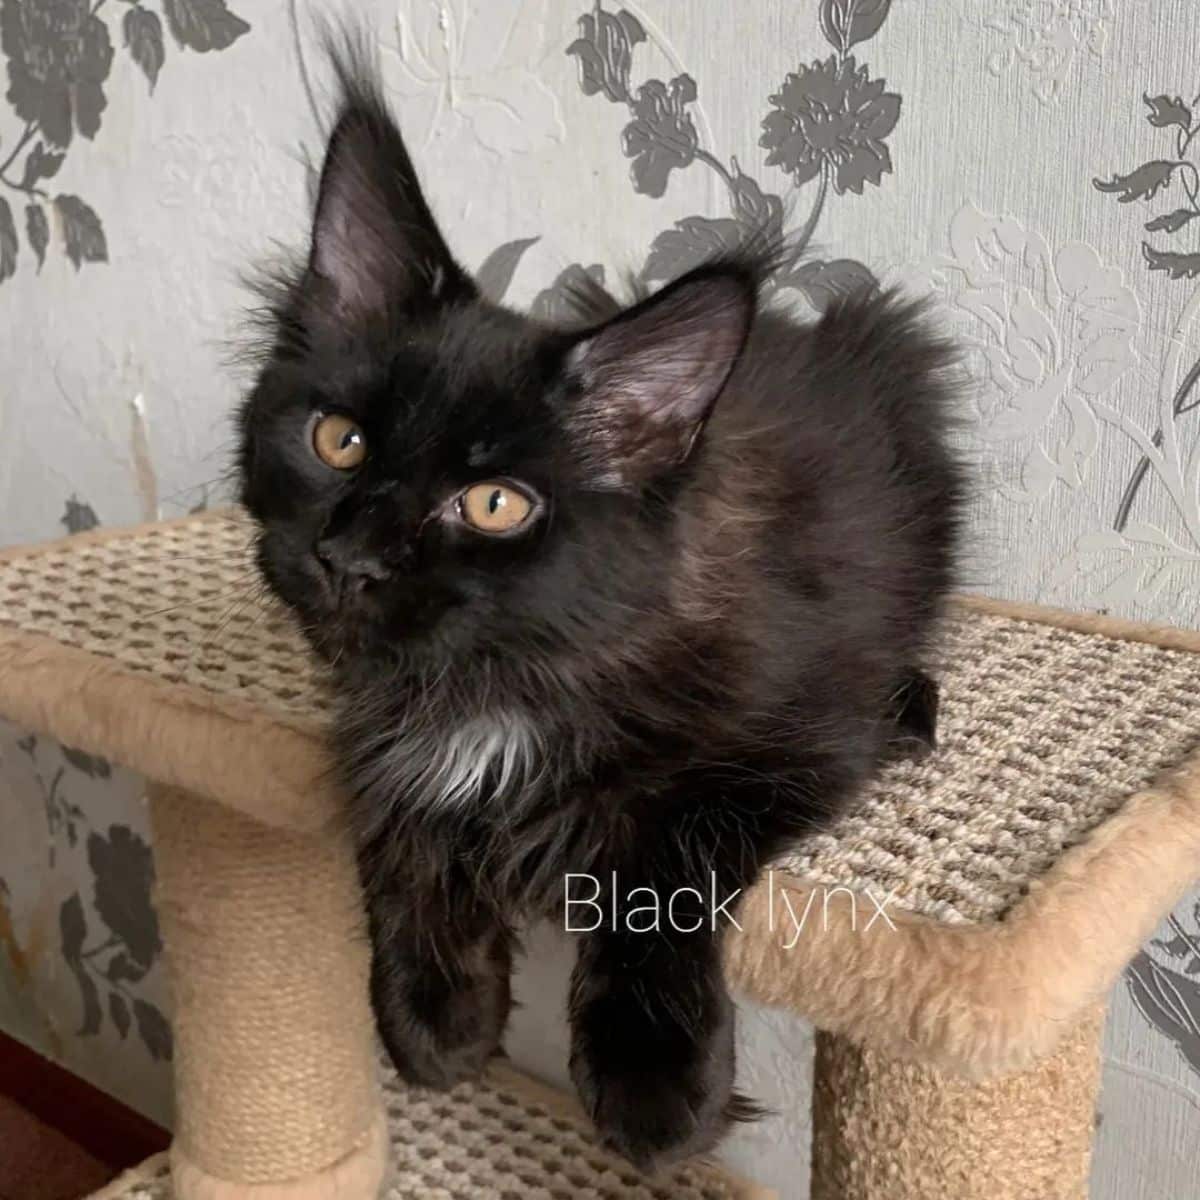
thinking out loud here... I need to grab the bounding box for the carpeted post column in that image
[148,783,388,1200]
[810,1006,1104,1200]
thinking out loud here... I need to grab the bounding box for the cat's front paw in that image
[568,982,745,1171]
[371,945,511,1091]
[573,1057,748,1172]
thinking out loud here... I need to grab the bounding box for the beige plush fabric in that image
[88,1061,769,1200]
[727,754,1200,1077]
[809,1008,1105,1200]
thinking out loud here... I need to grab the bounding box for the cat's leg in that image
[361,866,513,1090]
[567,892,750,1171]
[565,752,862,1170]
[564,789,780,1171]
[882,666,939,760]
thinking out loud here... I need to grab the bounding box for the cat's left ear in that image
[564,265,756,488]
[304,71,474,331]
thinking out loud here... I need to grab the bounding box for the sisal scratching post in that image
[150,784,388,1200]
[810,1008,1104,1200]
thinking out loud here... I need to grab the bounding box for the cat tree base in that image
[165,1124,389,1200]
[149,784,387,1200]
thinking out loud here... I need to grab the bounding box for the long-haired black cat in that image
[238,50,964,1171]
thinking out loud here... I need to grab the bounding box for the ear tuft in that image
[565,266,756,488]
[305,44,473,331]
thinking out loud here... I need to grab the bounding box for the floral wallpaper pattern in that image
[1128,900,1200,1075]
[1086,87,1200,597]
[983,0,1112,107]
[387,0,565,159]
[16,731,172,1061]
[0,0,249,286]
[0,719,173,1121]
[0,1,1198,1196]
[905,203,1140,506]
[477,0,894,320]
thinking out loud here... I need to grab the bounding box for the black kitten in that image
[238,53,963,1172]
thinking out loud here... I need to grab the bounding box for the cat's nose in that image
[314,536,392,596]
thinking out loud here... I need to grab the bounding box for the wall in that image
[0,2,1198,1197]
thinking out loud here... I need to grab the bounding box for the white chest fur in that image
[389,710,541,811]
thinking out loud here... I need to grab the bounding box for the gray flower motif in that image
[1127,946,1200,1075]
[566,3,644,105]
[727,168,785,237]
[621,74,699,198]
[62,494,99,533]
[87,826,161,969]
[760,55,899,194]
[643,168,785,283]
[530,262,607,323]
[1,0,114,148]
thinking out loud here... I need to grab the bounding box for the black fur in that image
[237,48,965,1172]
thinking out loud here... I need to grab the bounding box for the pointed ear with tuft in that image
[563,266,756,489]
[305,81,474,332]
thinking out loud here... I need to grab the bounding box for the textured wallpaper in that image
[1,3,1198,1198]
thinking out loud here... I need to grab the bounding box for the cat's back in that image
[717,290,957,469]
[682,289,964,693]
[704,288,961,539]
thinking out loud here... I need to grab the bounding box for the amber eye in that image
[458,481,535,534]
[312,413,366,470]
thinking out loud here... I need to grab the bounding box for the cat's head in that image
[238,59,757,678]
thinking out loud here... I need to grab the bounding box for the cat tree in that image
[1,510,1198,1200]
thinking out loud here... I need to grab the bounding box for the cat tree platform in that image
[92,1057,760,1200]
[1,510,1198,1200]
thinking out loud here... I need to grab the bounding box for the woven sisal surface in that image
[2,512,1199,925]
[0,511,330,727]
[780,610,1200,922]
[90,1061,756,1200]
[149,783,378,1182]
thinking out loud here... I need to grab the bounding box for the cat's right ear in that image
[562,264,756,489]
[302,67,474,333]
